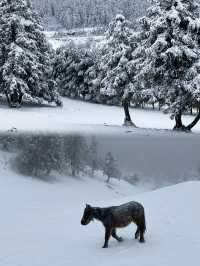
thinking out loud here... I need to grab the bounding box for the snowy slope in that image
[0,152,199,266]
[0,97,200,134]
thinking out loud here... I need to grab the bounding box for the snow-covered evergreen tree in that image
[86,137,100,177]
[83,48,102,102]
[99,14,137,125]
[132,0,200,130]
[53,44,95,99]
[100,15,132,100]
[103,152,121,183]
[16,135,62,177]
[0,0,61,107]
[64,135,88,177]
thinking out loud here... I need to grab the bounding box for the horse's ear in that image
[86,204,91,208]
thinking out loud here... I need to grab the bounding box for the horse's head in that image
[81,204,94,225]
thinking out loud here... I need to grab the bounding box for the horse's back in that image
[114,201,144,212]
[111,201,144,221]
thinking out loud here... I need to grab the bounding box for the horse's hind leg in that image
[139,227,145,243]
[135,226,140,239]
[134,222,145,242]
[139,213,146,243]
[138,222,145,243]
[112,229,123,242]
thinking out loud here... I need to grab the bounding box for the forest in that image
[32,0,149,30]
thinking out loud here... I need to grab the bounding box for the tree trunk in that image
[158,102,161,111]
[173,111,185,130]
[174,109,200,131]
[45,169,51,176]
[106,176,110,183]
[122,97,136,127]
[6,93,11,106]
[72,168,76,177]
[186,109,200,131]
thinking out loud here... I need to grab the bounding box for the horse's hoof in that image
[139,239,145,243]
[102,245,108,248]
[118,237,123,242]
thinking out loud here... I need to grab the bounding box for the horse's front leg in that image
[102,226,112,248]
[112,229,123,242]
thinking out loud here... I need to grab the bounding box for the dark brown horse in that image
[81,201,146,248]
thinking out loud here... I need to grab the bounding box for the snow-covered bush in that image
[0,0,61,107]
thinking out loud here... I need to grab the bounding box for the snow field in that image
[0,97,200,134]
[0,151,199,266]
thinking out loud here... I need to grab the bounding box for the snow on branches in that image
[0,0,62,107]
[132,0,200,129]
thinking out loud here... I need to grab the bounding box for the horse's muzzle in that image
[81,219,86,225]
[81,219,90,225]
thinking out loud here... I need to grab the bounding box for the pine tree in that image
[133,0,200,130]
[53,44,94,99]
[64,135,88,177]
[0,0,61,107]
[83,48,102,102]
[16,135,62,177]
[86,137,100,176]
[100,14,132,100]
[99,14,137,126]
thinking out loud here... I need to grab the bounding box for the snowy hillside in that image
[0,151,199,266]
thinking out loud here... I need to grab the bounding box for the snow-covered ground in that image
[0,97,200,134]
[0,151,199,266]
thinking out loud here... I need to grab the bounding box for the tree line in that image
[32,0,149,30]
[1,0,200,131]
[0,133,121,182]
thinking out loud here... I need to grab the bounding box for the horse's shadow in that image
[96,236,145,252]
